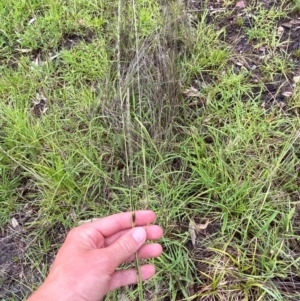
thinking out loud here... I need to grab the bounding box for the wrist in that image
[27,280,76,301]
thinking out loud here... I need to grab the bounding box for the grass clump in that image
[60,39,110,82]
[183,20,230,79]
[260,52,295,82]
[245,5,287,47]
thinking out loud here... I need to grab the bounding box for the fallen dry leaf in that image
[188,218,210,246]
[11,217,19,229]
[282,91,293,98]
[291,19,300,25]
[293,76,300,84]
[184,87,207,105]
[32,57,39,66]
[235,61,244,67]
[183,87,200,98]
[194,219,210,231]
[19,270,25,279]
[189,220,196,247]
[277,26,284,36]
[209,7,226,15]
[259,47,266,52]
[28,18,36,25]
[16,48,32,53]
[50,53,60,61]
[281,22,292,29]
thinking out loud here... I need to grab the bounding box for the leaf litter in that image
[189,219,210,247]
[187,0,300,108]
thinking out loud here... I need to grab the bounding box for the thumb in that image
[106,227,146,269]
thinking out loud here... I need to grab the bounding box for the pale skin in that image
[27,210,163,301]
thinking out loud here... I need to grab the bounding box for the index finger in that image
[88,210,156,238]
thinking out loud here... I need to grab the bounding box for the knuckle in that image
[117,237,133,255]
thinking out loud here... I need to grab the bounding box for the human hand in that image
[27,210,163,301]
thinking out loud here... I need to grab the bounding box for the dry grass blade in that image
[116,0,143,297]
[131,0,144,298]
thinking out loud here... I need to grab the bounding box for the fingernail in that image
[132,227,146,243]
